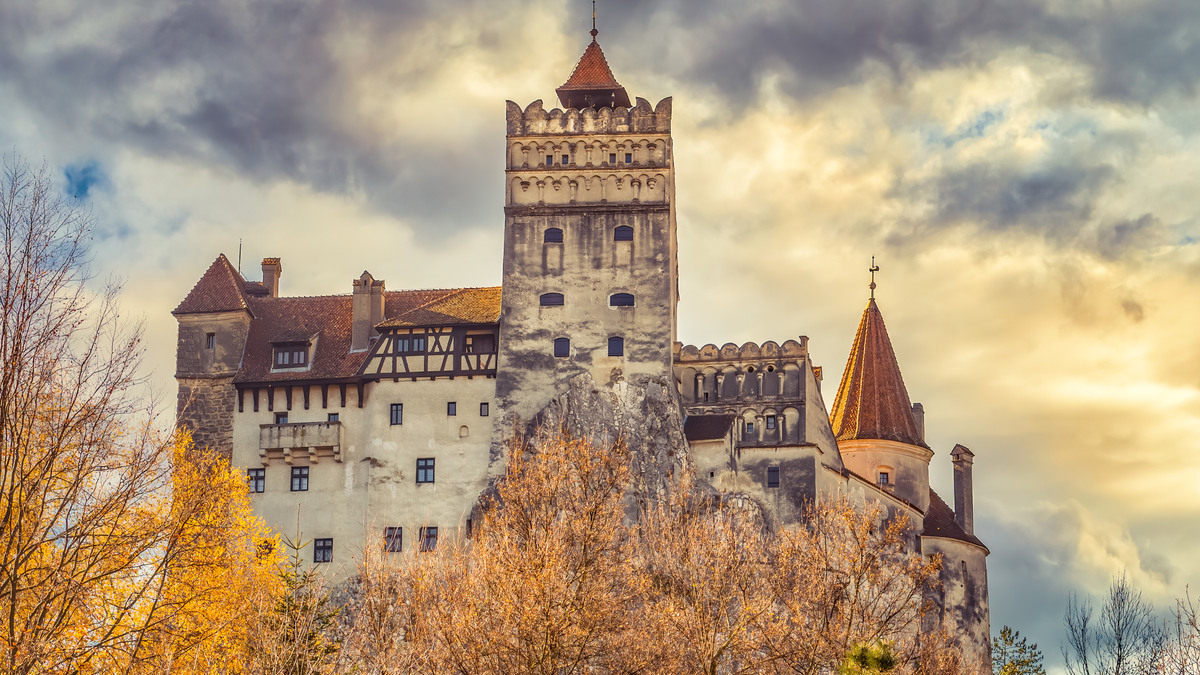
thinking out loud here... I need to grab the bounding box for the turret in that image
[828,296,932,511]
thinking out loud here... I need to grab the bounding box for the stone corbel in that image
[520,180,531,192]
[282,447,295,466]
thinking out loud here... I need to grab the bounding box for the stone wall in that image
[174,310,250,461]
[177,375,238,459]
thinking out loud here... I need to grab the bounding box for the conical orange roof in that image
[829,298,928,448]
[557,35,632,109]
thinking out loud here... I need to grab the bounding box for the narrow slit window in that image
[608,336,624,357]
[544,228,563,243]
[767,466,780,488]
[614,226,633,241]
[553,338,570,358]
[609,293,635,307]
[205,333,215,349]
[480,402,489,416]
[314,538,333,563]
[540,293,565,306]
[390,403,403,426]
[703,392,710,402]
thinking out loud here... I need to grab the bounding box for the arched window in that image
[614,226,633,241]
[608,336,624,356]
[540,293,564,306]
[609,293,635,307]
[553,338,570,358]
[544,228,563,243]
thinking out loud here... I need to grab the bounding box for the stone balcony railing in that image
[259,421,343,465]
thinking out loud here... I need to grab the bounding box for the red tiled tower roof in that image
[829,298,928,448]
[174,254,251,315]
[557,35,632,110]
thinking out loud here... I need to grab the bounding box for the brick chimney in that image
[911,402,925,441]
[261,258,282,297]
[351,271,385,352]
[951,444,975,535]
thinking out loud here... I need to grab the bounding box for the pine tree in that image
[249,535,342,675]
[992,626,1046,675]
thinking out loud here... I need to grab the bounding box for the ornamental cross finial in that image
[869,256,880,299]
[591,0,598,39]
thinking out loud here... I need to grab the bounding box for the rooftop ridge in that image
[174,253,251,315]
[245,285,503,302]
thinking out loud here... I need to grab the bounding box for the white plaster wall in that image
[923,537,991,670]
[837,438,932,512]
[232,377,495,581]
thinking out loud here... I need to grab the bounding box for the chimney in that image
[351,271,385,352]
[951,444,975,535]
[261,258,282,297]
[911,402,925,441]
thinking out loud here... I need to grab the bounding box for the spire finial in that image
[591,0,598,39]
[869,256,880,299]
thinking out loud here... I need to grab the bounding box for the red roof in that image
[829,298,927,448]
[923,489,987,550]
[556,38,632,109]
[231,287,501,385]
[174,254,251,315]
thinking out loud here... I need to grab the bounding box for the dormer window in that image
[273,343,308,368]
[395,335,426,353]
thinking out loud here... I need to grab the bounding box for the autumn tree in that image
[0,154,278,674]
[991,626,1045,675]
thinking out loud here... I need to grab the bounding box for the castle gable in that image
[174,254,251,315]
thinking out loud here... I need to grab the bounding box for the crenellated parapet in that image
[506,97,671,136]
[676,338,809,364]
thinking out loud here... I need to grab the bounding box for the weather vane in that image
[591,0,598,39]
[869,256,880,299]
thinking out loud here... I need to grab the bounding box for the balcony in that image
[259,421,343,465]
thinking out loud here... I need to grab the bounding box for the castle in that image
[174,28,990,664]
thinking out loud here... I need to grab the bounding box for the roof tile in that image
[174,254,250,315]
[829,298,927,448]
[923,489,987,550]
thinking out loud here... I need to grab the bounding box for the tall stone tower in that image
[493,28,677,436]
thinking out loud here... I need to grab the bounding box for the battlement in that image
[506,97,671,136]
[676,338,809,364]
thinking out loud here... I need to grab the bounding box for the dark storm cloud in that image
[609,0,1200,107]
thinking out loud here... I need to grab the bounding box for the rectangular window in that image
[553,338,570,358]
[390,403,403,426]
[746,422,755,434]
[275,412,288,425]
[624,152,632,163]
[247,468,265,493]
[480,402,489,417]
[767,466,780,488]
[395,336,426,354]
[608,153,616,164]
[703,392,710,402]
[327,413,339,422]
[416,458,435,484]
[205,333,215,349]
[561,154,569,165]
[447,401,457,416]
[420,526,438,552]
[608,336,624,356]
[274,346,307,367]
[314,538,333,563]
[546,154,554,165]
[384,527,402,553]
[878,472,890,486]
[766,415,776,430]
[291,467,309,492]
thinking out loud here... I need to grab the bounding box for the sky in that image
[3,0,1199,664]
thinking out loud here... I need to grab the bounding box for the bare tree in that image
[1163,589,1200,675]
[1063,572,1166,675]
[0,154,277,674]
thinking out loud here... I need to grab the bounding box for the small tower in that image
[173,254,254,459]
[494,25,677,434]
[828,296,932,511]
